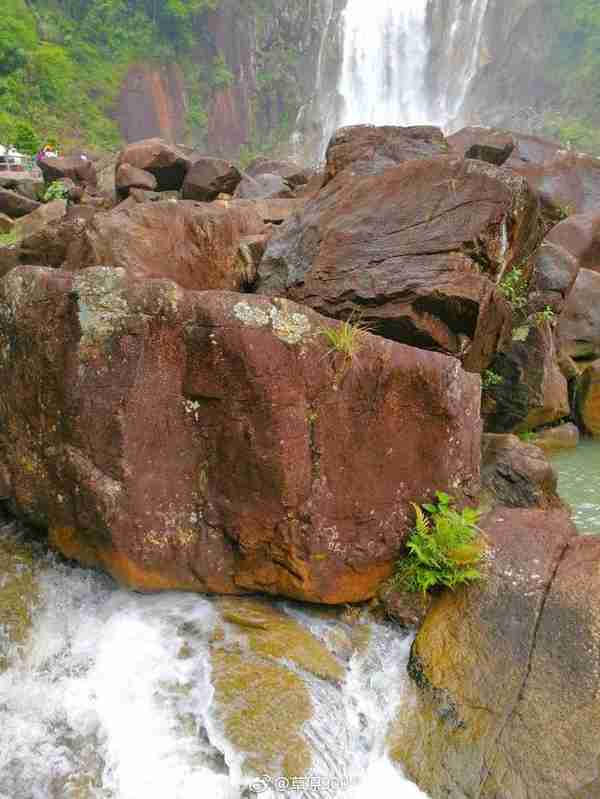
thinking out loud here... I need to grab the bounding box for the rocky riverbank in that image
[1,123,600,796]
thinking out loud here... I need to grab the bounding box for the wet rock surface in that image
[259,155,541,372]
[389,507,600,799]
[0,266,481,603]
[481,433,562,509]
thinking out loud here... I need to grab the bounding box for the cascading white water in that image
[0,534,430,799]
[338,0,432,128]
[432,0,491,123]
[334,0,492,134]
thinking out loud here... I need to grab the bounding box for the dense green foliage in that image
[0,0,221,151]
[544,0,600,154]
[393,492,485,594]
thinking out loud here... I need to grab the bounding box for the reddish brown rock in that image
[481,433,562,508]
[38,157,98,190]
[181,157,243,202]
[324,124,449,185]
[259,155,542,372]
[575,360,600,436]
[213,198,304,225]
[65,200,267,291]
[245,158,311,187]
[0,189,40,219]
[15,200,67,240]
[234,234,269,290]
[390,508,600,799]
[546,209,600,272]
[449,128,600,219]
[534,422,579,452]
[115,163,158,199]
[448,127,563,167]
[558,268,600,360]
[528,241,579,316]
[234,173,293,200]
[484,321,569,432]
[448,127,517,165]
[116,138,190,191]
[0,266,482,603]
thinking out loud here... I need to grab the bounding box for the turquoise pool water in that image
[552,439,600,534]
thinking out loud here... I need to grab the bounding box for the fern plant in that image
[392,492,485,594]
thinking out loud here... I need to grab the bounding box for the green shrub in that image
[499,266,529,312]
[42,180,69,202]
[392,492,485,594]
[534,305,556,326]
[482,369,504,390]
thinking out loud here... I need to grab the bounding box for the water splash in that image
[0,536,429,799]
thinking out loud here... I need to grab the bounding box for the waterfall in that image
[338,0,432,128]
[0,530,430,799]
[430,0,491,123]
[333,0,492,137]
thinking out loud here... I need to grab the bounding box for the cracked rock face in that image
[258,149,542,373]
[389,507,600,799]
[0,266,481,604]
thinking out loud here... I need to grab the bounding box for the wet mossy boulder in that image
[0,532,39,670]
[389,508,600,799]
[210,649,313,779]
[218,598,343,682]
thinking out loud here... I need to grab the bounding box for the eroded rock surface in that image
[259,154,541,372]
[0,266,481,603]
[64,200,267,291]
[389,507,599,799]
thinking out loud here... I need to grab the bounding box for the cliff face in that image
[115,0,346,161]
[458,0,560,133]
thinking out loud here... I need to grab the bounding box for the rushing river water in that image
[552,440,600,534]
[0,529,429,799]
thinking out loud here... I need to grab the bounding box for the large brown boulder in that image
[214,197,304,225]
[324,124,449,185]
[574,360,600,436]
[481,433,562,509]
[181,157,243,202]
[233,173,294,200]
[448,127,563,168]
[65,200,267,291]
[245,157,311,187]
[115,163,157,199]
[450,128,600,219]
[259,155,542,372]
[14,200,67,240]
[38,156,98,190]
[528,241,579,316]
[389,509,600,799]
[0,189,40,219]
[484,321,569,432]
[116,138,190,191]
[558,268,600,360]
[0,266,482,603]
[546,209,600,272]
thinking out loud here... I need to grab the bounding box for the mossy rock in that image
[218,597,343,681]
[211,648,313,779]
[0,532,39,670]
